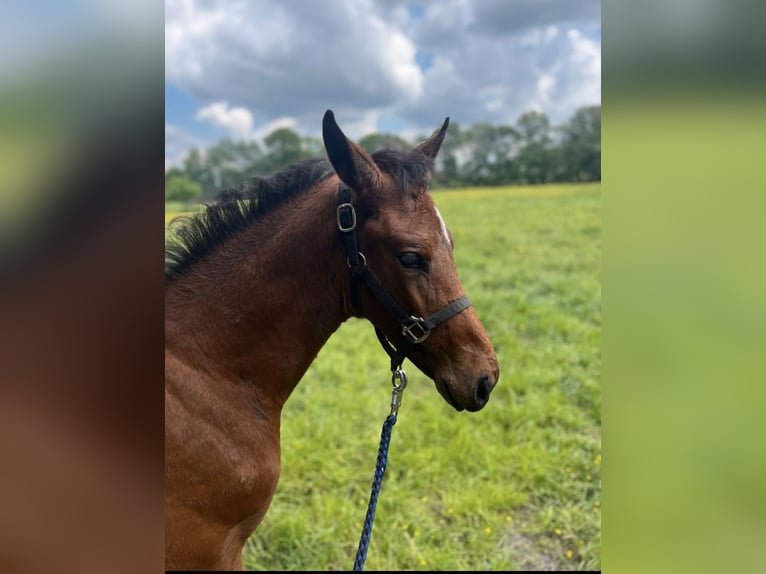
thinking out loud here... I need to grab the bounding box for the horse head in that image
[323,110,499,412]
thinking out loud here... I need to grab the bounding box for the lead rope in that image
[353,368,408,571]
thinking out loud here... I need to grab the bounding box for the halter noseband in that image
[336,184,471,371]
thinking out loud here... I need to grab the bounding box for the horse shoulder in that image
[165,351,282,541]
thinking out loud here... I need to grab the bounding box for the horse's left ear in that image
[322,110,382,191]
[412,117,450,159]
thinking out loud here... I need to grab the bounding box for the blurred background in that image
[0,0,764,572]
[0,2,164,574]
[603,2,766,573]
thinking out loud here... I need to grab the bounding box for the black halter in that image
[336,185,471,371]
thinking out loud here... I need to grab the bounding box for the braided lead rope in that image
[353,370,407,571]
[353,413,396,571]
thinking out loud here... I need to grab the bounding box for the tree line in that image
[165,105,600,204]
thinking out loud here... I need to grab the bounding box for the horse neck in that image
[165,178,350,409]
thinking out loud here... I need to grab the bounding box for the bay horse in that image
[165,110,500,570]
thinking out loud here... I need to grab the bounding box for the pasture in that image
[165,182,601,570]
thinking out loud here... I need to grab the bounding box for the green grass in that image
[168,182,601,570]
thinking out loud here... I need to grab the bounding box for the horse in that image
[164,110,500,570]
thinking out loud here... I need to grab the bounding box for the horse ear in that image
[412,117,450,159]
[322,110,381,191]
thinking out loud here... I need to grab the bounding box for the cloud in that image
[165,0,600,158]
[400,18,600,129]
[165,0,423,122]
[195,102,255,140]
[167,105,304,168]
[470,0,601,36]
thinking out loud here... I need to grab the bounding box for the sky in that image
[165,0,601,168]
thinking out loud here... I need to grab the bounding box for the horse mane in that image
[371,148,434,195]
[165,149,434,284]
[165,158,334,284]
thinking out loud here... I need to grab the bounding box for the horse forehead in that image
[433,205,451,246]
[410,197,451,247]
[385,192,451,247]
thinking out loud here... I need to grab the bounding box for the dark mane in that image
[165,158,333,284]
[165,149,434,284]
[371,149,435,193]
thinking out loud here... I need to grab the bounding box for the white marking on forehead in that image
[434,205,451,247]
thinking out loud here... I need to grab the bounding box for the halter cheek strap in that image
[336,185,471,371]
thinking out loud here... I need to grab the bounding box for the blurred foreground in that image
[0,3,164,573]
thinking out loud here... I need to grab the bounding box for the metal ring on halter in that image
[347,252,367,269]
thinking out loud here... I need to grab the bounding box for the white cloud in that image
[165,0,600,156]
[195,102,255,140]
[165,0,423,121]
[399,11,600,129]
[553,29,601,116]
[331,109,382,140]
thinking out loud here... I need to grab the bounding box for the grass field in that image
[166,182,601,570]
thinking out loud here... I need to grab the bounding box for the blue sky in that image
[165,0,601,168]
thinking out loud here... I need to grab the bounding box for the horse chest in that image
[229,451,280,510]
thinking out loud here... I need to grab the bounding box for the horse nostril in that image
[475,374,494,406]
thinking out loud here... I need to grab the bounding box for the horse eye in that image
[399,252,425,270]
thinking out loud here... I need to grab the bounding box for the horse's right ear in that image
[322,110,381,192]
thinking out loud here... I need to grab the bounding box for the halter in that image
[336,184,471,371]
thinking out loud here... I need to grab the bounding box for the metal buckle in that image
[402,317,430,344]
[336,202,357,232]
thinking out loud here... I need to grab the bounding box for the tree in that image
[165,174,202,204]
[262,128,304,172]
[183,148,216,197]
[514,111,553,184]
[358,133,411,153]
[431,122,465,187]
[165,166,185,185]
[458,123,520,186]
[208,139,264,190]
[557,105,601,181]
[166,106,602,191]
[300,135,324,159]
